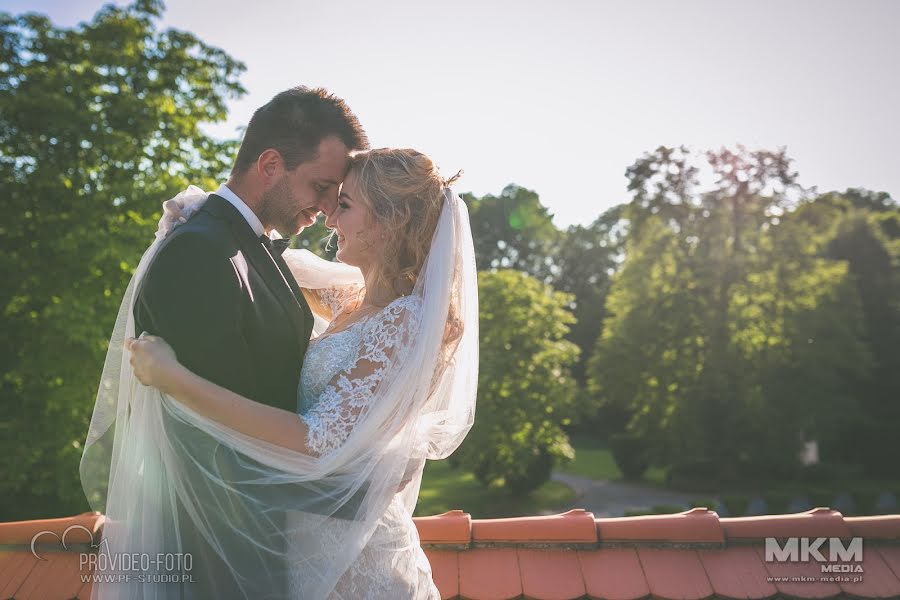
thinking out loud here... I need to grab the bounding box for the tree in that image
[294,216,337,259]
[462,184,559,280]
[451,270,580,494]
[791,192,900,477]
[587,147,872,483]
[553,205,627,386]
[0,0,245,519]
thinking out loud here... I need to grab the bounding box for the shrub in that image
[609,433,651,480]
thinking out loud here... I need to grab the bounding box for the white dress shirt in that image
[215,183,265,238]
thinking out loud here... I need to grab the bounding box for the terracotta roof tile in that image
[845,515,900,539]
[0,507,898,599]
[698,546,778,599]
[0,511,104,546]
[0,551,38,598]
[577,547,650,600]
[638,548,715,600]
[418,509,472,545]
[14,551,84,600]
[752,544,843,599]
[846,548,900,598]
[472,508,597,543]
[457,548,522,600]
[424,549,460,600]
[721,508,852,540]
[519,548,587,600]
[76,578,95,600]
[597,506,724,543]
[876,546,900,581]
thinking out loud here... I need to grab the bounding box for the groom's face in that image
[262,135,350,237]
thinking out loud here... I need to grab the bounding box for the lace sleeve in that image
[281,249,366,321]
[302,297,423,457]
[310,284,365,320]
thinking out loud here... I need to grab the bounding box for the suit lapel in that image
[271,250,315,328]
[201,195,312,344]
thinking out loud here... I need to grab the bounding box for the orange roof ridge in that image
[414,507,900,547]
[415,509,472,545]
[1,510,899,600]
[472,508,598,543]
[597,506,725,543]
[720,507,854,540]
[0,511,104,547]
[844,514,900,539]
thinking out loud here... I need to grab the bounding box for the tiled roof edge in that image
[0,507,897,548]
[0,511,105,547]
[416,507,900,546]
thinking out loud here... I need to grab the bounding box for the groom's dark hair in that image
[231,86,368,177]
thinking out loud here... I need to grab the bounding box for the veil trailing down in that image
[79,184,479,598]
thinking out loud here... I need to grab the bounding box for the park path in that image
[547,472,718,517]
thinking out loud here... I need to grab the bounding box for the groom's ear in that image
[257,149,285,180]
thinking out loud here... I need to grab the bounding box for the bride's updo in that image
[347,148,461,298]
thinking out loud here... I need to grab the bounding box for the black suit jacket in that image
[134,193,313,411]
[133,194,314,598]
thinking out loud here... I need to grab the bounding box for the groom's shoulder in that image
[151,210,238,269]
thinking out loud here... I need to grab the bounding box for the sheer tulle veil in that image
[79,185,478,598]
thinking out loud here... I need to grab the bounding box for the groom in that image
[133,86,368,598]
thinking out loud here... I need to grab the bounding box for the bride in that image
[80,148,478,599]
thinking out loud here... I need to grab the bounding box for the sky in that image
[6,0,899,227]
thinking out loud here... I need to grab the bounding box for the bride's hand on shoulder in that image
[126,333,181,394]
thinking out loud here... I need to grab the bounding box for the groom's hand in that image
[126,332,180,394]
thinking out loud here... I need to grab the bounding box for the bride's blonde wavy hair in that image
[344,148,462,301]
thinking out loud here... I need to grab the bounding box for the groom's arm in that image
[134,232,258,401]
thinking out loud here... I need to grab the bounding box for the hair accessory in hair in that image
[442,169,464,188]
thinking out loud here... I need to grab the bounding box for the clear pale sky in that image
[7,0,899,227]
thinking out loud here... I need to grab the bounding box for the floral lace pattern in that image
[300,295,422,457]
[287,495,440,599]
[314,283,365,319]
[294,294,440,598]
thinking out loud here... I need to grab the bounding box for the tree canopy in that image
[0,0,244,519]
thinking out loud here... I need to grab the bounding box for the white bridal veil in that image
[79,185,479,598]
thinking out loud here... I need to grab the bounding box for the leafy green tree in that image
[0,0,244,519]
[295,216,337,259]
[588,147,873,483]
[462,184,559,280]
[553,205,627,386]
[791,192,900,477]
[451,270,580,494]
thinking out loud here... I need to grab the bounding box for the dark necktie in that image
[259,234,291,257]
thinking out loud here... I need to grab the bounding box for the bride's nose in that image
[324,209,338,230]
[318,193,338,219]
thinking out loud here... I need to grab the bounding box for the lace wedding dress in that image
[289,286,441,599]
[81,186,478,599]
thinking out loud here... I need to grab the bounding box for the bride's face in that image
[327,169,385,269]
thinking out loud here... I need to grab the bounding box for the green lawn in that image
[556,439,621,480]
[415,459,577,518]
[558,435,899,516]
[556,434,668,486]
[419,439,900,519]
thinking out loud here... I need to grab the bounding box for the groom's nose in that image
[317,193,339,219]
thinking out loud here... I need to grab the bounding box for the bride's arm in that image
[126,334,313,454]
[282,249,365,321]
